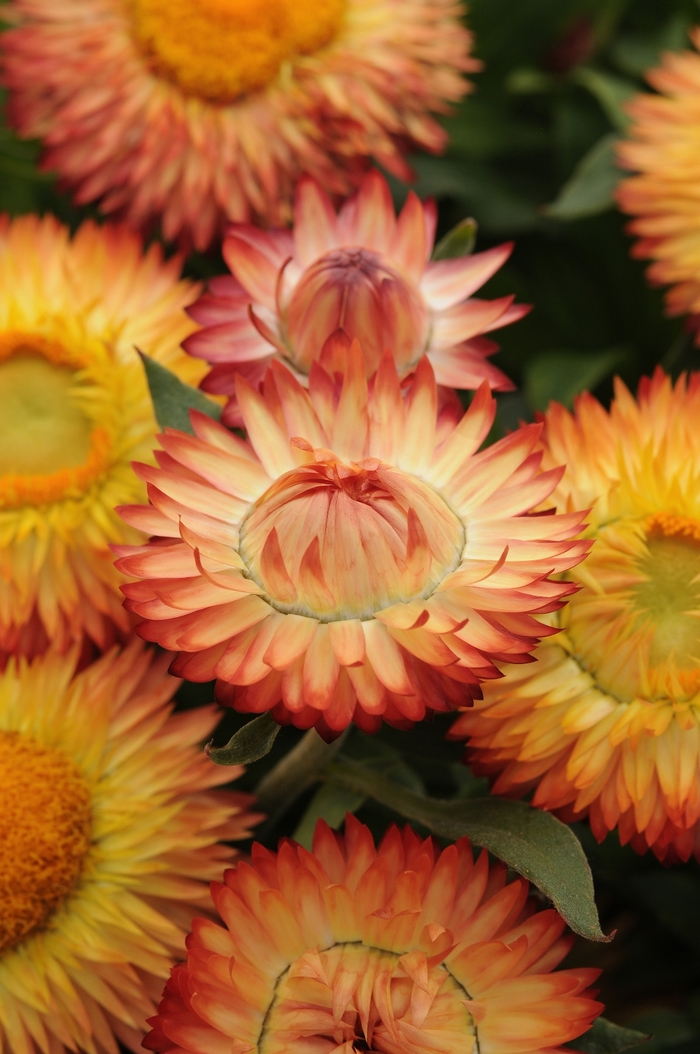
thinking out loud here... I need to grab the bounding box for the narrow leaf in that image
[206,712,280,766]
[139,351,221,435]
[326,759,610,942]
[525,348,626,412]
[432,217,478,260]
[574,68,637,132]
[544,134,621,221]
[565,1017,649,1053]
[294,782,367,849]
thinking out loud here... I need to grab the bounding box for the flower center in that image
[131,0,346,103]
[0,730,92,954]
[0,334,111,509]
[239,455,464,620]
[284,248,430,376]
[260,944,476,1054]
[565,512,700,702]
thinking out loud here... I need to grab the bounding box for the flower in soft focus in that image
[2,0,477,251]
[451,369,700,862]
[617,30,700,337]
[0,213,204,658]
[145,817,602,1054]
[116,339,587,740]
[187,170,527,425]
[0,639,261,1054]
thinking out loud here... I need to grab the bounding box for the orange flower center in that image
[285,249,430,376]
[261,943,476,1054]
[0,730,91,954]
[131,0,346,103]
[566,512,700,702]
[239,455,464,620]
[0,333,111,509]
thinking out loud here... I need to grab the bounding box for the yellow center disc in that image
[0,730,92,954]
[131,0,346,103]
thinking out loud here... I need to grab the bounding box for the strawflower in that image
[145,816,602,1054]
[0,213,203,657]
[2,0,477,250]
[116,339,588,740]
[186,170,527,425]
[451,369,700,862]
[617,29,700,338]
[0,639,260,1054]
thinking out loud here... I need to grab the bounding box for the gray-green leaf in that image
[544,134,621,220]
[326,759,610,942]
[206,712,280,766]
[294,782,367,849]
[139,351,221,436]
[565,1017,650,1053]
[432,217,478,260]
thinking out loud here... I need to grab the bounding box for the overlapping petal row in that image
[186,170,527,425]
[0,639,261,1054]
[0,213,203,658]
[451,369,700,861]
[116,339,588,738]
[145,817,602,1054]
[617,28,700,337]
[1,0,476,250]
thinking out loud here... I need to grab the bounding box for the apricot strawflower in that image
[451,369,700,862]
[116,339,588,739]
[187,170,527,425]
[0,213,203,657]
[617,29,700,338]
[2,0,477,249]
[0,640,261,1054]
[145,817,602,1054]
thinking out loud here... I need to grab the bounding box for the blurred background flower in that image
[0,640,260,1054]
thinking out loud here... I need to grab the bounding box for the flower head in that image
[2,0,477,250]
[0,213,203,658]
[145,817,602,1054]
[617,30,700,336]
[116,340,587,739]
[451,369,700,861]
[186,171,527,425]
[0,640,260,1054]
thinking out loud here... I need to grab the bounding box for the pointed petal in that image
[332,339,369,461]
[390,191,428,283]
[236,374,295,478]
[421,243,514,310]
[259,528,298,603]
[293,178,339,267]
[303,625,340,709]
[328,619,366,666]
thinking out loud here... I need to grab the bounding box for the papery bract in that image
[186,170,527,425]
[451,369,700,862]
[145,817,602,1054]
[116,339,588,739]
[2,0,477,249]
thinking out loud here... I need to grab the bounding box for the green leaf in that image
[565,1017,650,1053]
[293,782,367,849]
[138,352,221,435]
[326,759,610,942]
[544,134,621,220]
[431,218,478,260]
[205,712,280,766]
[254,728,350,826]
[524,347,626,411]
[574,69,637,132]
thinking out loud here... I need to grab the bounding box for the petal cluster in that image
[116,340,587,738]
[451,369,700,861]
[0,640,261,1054]
[617,28,700,336]
[187,171,527,425]
[2,0,476,249]
[146,817,601,1054]
[0,214,204,659]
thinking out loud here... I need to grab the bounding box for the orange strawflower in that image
[186,170,526,425]
[0,213,203,658]
[0,640,261,1054]
[451,369,700,862]
[617,29,700,337]
[116,341,587,739]
[1,0,477,250]
[145,817,602,1054]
